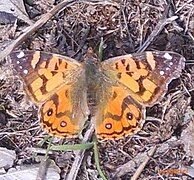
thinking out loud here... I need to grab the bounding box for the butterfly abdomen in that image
[87,90,99,115]
[84,57,105,116]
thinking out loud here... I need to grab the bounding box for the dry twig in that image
[131,146,157,180]
[113,146,157,179]
[0,0,77,61]
[66,124,95,180]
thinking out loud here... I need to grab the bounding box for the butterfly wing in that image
[102,51,185,106]
[39,77,88,137]
[95,85,144,139]
[95,51,185,139]
[9,51,89,137]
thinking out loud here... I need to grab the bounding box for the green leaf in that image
[98,37,104,61]
[93,136,108,180]
[50,142,94,151]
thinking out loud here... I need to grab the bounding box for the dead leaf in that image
[0,0,33,25]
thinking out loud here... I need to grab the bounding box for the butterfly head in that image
[83,48,98,63]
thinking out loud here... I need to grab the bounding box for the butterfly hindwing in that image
[95,85,144,139]
[39,79,89,138]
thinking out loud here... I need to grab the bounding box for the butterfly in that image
[8,48,185,139]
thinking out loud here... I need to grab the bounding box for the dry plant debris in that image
[0,0,32,25]
[0,0,194,179]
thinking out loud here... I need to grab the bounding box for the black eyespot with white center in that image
[126,112,133,120]
[47,108,53,116]
[105,123,112,130]
[60,121,67,127]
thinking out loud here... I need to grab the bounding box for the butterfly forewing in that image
[9,51,82,103]
[102,51,185,106]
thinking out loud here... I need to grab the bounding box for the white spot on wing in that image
[166,67,170,71]
[160,71,164,75]
[16,61,20,64]
[164,53,172,60]
[23,69,28,74]
[17,51,25,58]
[170,62,173,66]
[19,66,23,69]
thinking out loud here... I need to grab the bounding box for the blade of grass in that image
[98,37,104,61]
[93,136,108,180]
[50,142,94,151]
[45,137,53,158]
[37,135,52,147]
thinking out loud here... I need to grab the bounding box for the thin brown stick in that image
[131,146,157,180]
[113,146,157,178]
[66,124,95,180]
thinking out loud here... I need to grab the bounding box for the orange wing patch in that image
[40,85,79,137]
[10,51,81,104]
[111,56,158,103]
[9,51,88,138]
[102,51,185,106]
[146,52,155,70]
[96,86,144,139]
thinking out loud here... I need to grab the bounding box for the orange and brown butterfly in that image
[8,48,185,139]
